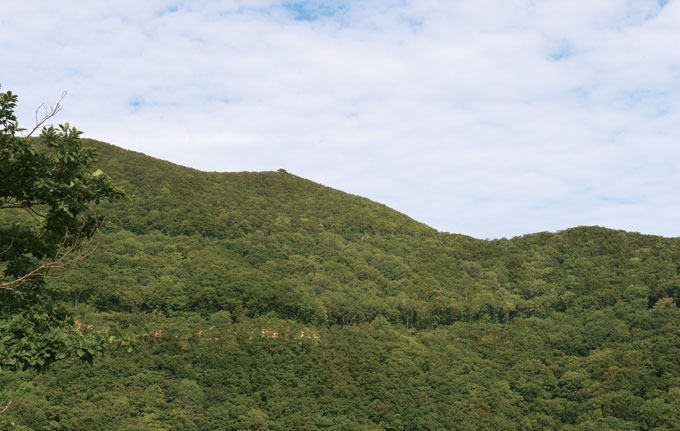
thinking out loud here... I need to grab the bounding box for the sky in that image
[2,0,679,239]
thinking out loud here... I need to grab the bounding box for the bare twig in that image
[23,91,67,139]
[0,392,11,416]
[0,238,13,259]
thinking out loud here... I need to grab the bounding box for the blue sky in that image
[283,0,350,21]
[2,0,679,238]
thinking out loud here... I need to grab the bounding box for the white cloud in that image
[2,0,679,238]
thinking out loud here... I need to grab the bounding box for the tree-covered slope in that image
[90,140,434,239]
[1,140,679,430]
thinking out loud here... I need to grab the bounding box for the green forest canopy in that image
[1,139,679,430]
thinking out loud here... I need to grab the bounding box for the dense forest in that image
[1,140,679,430]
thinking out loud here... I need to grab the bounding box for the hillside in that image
[1,140,679,430]
[91,140,435,239]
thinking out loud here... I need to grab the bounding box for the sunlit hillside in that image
[1,140,679,430]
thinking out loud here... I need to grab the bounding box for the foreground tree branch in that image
[0,393,11,416]
[0,85,124,372]
[23,91,66,139]
[1,89,122,291]
[0,218,102,294]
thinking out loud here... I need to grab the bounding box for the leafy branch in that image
[0,217,103,295]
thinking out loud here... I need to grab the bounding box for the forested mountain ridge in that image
[67,140,680,327]
[90,140,435,239]
[1,140,679,430]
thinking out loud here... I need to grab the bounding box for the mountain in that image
[1,140,679,430]
[91,140,435,239]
